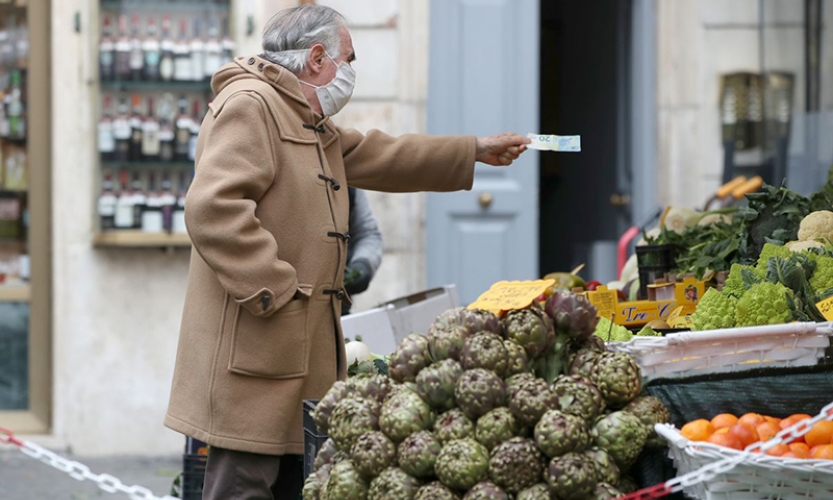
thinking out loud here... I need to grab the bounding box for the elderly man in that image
[164,4,529,499]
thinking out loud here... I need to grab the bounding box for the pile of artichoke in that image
[305,292,669,500]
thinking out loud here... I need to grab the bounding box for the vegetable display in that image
[305,296,670,500]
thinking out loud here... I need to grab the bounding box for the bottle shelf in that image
[0,283,30,302]
[93,230,191,248]
[100,1,231,13]
[1,135,26,144]
[100,80,211,92]
[101,160,194,170]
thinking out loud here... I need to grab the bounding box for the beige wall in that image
[46,0,429,456]
[657,0,833,207]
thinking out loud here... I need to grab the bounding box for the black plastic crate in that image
[181,437,208,500]
[303,399,328,480]
[635,244,683,299]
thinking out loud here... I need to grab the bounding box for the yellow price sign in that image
[816,295,833,321]
[468,280,555,314]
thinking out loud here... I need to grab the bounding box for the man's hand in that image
[475,132,532,166]
[344,260,373,296]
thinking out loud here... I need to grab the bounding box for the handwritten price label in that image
[468,280,555,314]
[816,296,833,321]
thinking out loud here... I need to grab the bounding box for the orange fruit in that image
[728,423,759,448]
[714,427,730,435]
[681,419,715,442]
[780,414,812,430]
[810,444,833,460]
[707,432,743,450]
[710,413,738,430]
[805,421,833,448]
[756,422,781,441]
[781,451,803,459]
[789,442,810,458]
[764,416,782,426]
[738,413,766,429]
[765,444,790,457]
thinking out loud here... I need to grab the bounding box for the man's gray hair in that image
[262,5,346,75]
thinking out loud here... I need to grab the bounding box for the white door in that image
[426,0,540,304]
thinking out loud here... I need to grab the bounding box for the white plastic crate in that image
[607,322,833,381]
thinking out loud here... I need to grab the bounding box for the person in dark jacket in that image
[342,187,383,315]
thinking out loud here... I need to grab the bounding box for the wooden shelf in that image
[0,283,30,302]
[93,230,191,248]
[101,160,194,170]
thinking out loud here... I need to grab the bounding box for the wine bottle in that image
[175,96,192,162]
[159,15,175,82]
[98,95,116,162]
[143,17,161,81]
[142,96,161,161]
[99,16,115,81]
[128,14,144,81]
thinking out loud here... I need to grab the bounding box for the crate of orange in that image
[654,403,833,499]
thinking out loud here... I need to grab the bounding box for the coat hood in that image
[211,54,322,125]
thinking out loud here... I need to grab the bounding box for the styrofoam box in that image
[341,285,460,354]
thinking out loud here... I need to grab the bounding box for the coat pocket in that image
[228,294,309,379]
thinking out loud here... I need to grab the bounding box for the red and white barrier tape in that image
[0,426,178,500]
[617,401,833,500]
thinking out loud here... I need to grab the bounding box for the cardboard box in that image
[341,285,460,354]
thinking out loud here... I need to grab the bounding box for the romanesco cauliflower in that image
[734,282,792,327]
[756,243,792,272]
[691,288,737,331]
[722,263,759,299]
[593,316,632,342]
[804,251,833,294]
[636,325,662,337]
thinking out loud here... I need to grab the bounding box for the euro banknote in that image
[526,133,581,152]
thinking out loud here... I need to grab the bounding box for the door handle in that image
[478,192,494,208]
[610,193,631,206]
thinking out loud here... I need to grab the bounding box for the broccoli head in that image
[691,288,737,331]
[735,282,793,327]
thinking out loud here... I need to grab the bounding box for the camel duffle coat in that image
[164,54,476,455]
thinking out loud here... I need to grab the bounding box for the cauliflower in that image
[593,316,633,342]
[722,263,759,299]
[691,288,737,331]
[697,213,733,227]
[662,206,701,234]
[735,282,792,327]
[786,240,825,253]
[797,210,833,242]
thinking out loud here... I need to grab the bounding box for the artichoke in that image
[435,408,475,444]
[475,407,521,451]
[462,481,509,500]
[534,410,590,458]
[380,387,436,443]
[325,460,368,500]
[545,291,599,340]
[316,464,334,500]
[348,374,392,412]
[503,339,530,376]
[623,395,671,448]
[435,438,489,490]
[584,447,620,486]
[430,307,502,337]
[516,483,550,500]
[314,438,338,470]
[368,467,422,500]
[312,380,349,434]
[592,411,647,471]
[351,431,397,479]
[617,475,638,494]
[552,374,605,421]
[488,437,545,494]
[398,431,442,479]
[502,307,555,359]
[389,333,432,383]
[545,452,597,500]
[508,377,559,427]
[303,474,320,500]
[454,368,506,420]
[428,326,470,362]
[568,347,603,379]
[591,482,624,500]
[505,373,536,399]
[415,481,460,500]
[416,359,464,411]
[460,332,509,377]
[329,398,379,451]
[589,352,642,408]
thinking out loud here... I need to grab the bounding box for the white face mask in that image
[300,54,356,116]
